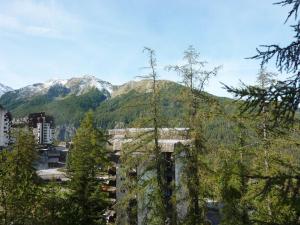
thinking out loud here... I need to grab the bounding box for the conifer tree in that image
[167,46,220,225]
[218,118,251,225]
[223,1,300,223]
[37,181,73,225]
[67,111,109,225]
[253,68,276,221]
[225,73,300,224]
[118,47,173,225]
[1,128,39,225]
[224,0,300,126]
[0,149,10,225]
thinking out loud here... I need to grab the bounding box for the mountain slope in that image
[6,75,112,100]
[111,79,171,98]
[10,88,107,125]
[0,75,112,117]
[0,77,241,143]
[95,80,242,146]
[0,83,13,97]
[95,80,186,128]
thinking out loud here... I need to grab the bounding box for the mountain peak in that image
[66,75,113,95]
[82,74,97,79]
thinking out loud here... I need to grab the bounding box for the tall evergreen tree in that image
[224,0,300,126]
[0,128,39,225]
[222,70,300,224]
[118,47,174,225]
[36,181,74,225]
[223,1,300,223]
[0,149,10,225]
[253,68,276,220]
[167,46,220,225]
[218,117,252,225]
[141,47,174,225]
[67,111,109,225]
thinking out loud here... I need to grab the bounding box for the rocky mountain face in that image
[0,83,13,97]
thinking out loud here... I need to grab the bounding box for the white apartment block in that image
[33,122,54,145]
[0,106,12,149]
[29,112,54,145]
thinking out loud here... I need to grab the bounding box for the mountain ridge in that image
[0,76,237,142]
[0,83,13,97]
[1,75,182,102]
[9,75,113,100]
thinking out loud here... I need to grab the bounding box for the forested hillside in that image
[0,78,244,144]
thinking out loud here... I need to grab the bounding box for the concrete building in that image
[28,112,54,145]
[37,146,67,170]
[106,128,190,225]
[106,128,221,225]
[0,105,12,149]
[36,143,70,180]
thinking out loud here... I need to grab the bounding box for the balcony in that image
[101,185,116,193]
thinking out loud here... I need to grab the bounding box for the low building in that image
[35,144,69,170]
[0,105,12,149]
[28,112,54,145]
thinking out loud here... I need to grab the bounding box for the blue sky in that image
[0,0,293,97]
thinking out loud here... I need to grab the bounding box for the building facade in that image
[106,128,221,225]
[106,128,191,225]
[28,112,54,145]
[0,105,12,149]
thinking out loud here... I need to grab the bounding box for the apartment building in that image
[106,128,221,225]
[28,112,54,145]
[0,105,12,149]
[105,128,190,225]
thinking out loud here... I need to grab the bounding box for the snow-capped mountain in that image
[12,75,113,99]
[0,83,13,96]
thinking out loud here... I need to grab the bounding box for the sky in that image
[0,0,294,97]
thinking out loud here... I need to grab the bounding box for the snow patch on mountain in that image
[0,83,13,96]
[66,75,113,96]
[13,75,113,99]
[44,79,68,88]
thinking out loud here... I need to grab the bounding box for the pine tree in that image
[0,149,10,225]
[141,47,174,225]
[225,73,300,224]
[218,117,251,225]
[36,181,73,225]
[167,45,220,225]
[1,128,39,225]
[252,68,276,222]
[222,1,300,223]
[224,0,300,126]
[118,47,173,225]
[67,111,109,225]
